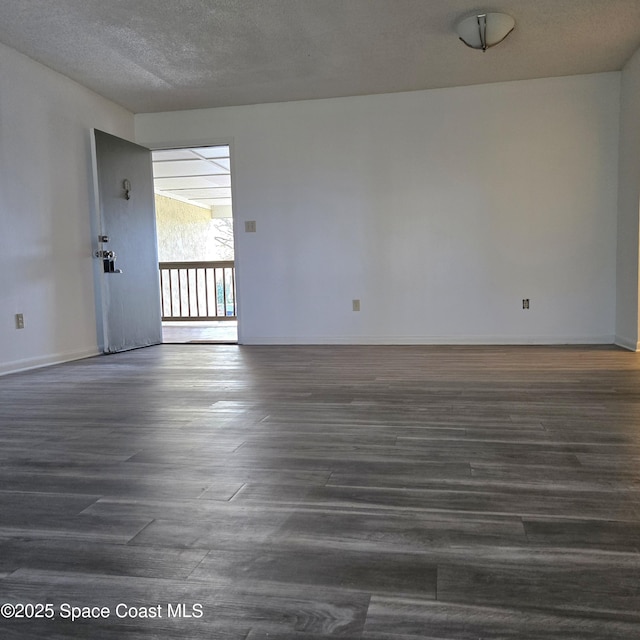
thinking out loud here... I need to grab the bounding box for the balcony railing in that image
[159,261,237,321]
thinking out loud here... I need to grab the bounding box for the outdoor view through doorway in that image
[151,145,237,344]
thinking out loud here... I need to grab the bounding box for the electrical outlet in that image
[522,299,530,310]
[352,299,361,312]
[15,313,24,329]
[244,220,256,233]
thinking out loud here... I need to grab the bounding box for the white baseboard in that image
[240,334,616,346]
[0,348,101,377]
[614,335,640,352]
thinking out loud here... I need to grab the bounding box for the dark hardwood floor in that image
[1,344,640,638]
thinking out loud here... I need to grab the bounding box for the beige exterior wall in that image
[155,195,234,261]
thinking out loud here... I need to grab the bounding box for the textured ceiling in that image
[0,0,639,113]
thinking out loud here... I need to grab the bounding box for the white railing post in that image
[158,261,236,321]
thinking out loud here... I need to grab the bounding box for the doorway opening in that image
[151,145,237,344]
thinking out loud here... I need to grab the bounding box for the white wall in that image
[0,43,134,374]
[616,47,640,350]
[137,74,620,345]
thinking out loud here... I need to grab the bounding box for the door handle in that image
[95,250,122,273]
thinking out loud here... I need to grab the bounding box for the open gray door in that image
[91,130,162,353]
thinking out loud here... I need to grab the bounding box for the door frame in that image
[145,137,242,344]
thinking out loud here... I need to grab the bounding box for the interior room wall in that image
[616,46,640,351]
[137,73,620,345]
[0,42,134,374]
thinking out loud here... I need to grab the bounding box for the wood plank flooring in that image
[1,344,640,638]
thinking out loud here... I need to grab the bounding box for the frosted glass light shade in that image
[456,12,515,51]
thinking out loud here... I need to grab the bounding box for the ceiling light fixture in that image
[456,12,515,51]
